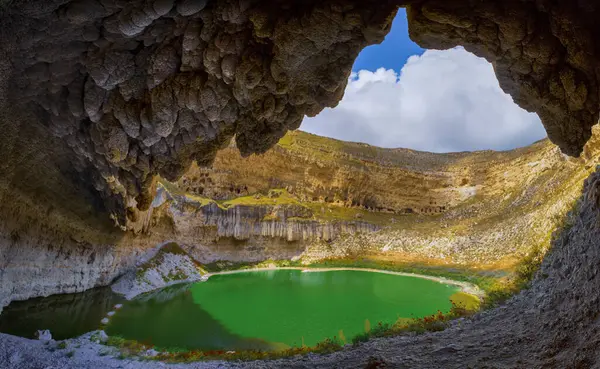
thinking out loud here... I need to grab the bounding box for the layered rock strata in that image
[154,185,379,263]
[168,129,600,264]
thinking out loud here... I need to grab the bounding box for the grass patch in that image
[449,291,480,311]
[103,334,343,363]
[220,189,300,207]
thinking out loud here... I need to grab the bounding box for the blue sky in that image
[300,9,546,153]
[352,11,424,73]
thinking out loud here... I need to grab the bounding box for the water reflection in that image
[0,287,122,339]
[106,284,278,351]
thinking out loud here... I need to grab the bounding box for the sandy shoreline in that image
[204,266,483,298]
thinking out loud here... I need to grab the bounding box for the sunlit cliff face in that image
[0,0,599,228]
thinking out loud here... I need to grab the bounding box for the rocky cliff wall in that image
[177,130,584,215]
[152,185,379,263]
[0,187,164,312]
[163,128,600,267]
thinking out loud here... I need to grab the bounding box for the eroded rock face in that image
[1,0,397,226]
[2,0,599,228]
[407,0,600,157]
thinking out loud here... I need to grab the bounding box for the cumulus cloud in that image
[300,47,546,153]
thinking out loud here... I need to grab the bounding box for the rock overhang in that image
[0,0,598,228]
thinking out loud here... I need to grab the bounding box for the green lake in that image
[106,269,460,350]
[0,269,461,351]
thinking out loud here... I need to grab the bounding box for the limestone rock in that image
[0,2,600,365]
[35,330,52,341]
[4,0,598,231]
[111,242,205,299]
[0,0,398,227]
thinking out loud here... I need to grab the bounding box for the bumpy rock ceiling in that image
[1,0,598,228]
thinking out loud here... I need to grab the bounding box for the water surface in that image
[0,287,123,339]
[106,269,459,350]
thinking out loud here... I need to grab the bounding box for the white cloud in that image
[300,47,546,153]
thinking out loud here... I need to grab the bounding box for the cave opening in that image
[301,9,547,154]
[0,1,600,367]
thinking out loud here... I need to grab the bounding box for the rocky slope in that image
[156,129,600,267]
[2,167,600,368]
[111,242,206,299]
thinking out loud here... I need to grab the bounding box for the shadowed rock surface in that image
[2,0,600,227]
[0,0,398,227]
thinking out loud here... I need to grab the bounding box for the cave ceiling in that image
[0,0,598,227]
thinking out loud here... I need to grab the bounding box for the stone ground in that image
[3,170,600,368]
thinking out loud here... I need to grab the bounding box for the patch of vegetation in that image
[276,133,294,148]
[66,351,75,358]
[106,335,148,359]
[104,334,343,363]
[57,341,68,350]
[220,189,300,207]
[183,193,215,207]
[450,291,480,311]
[352,302,476,345]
